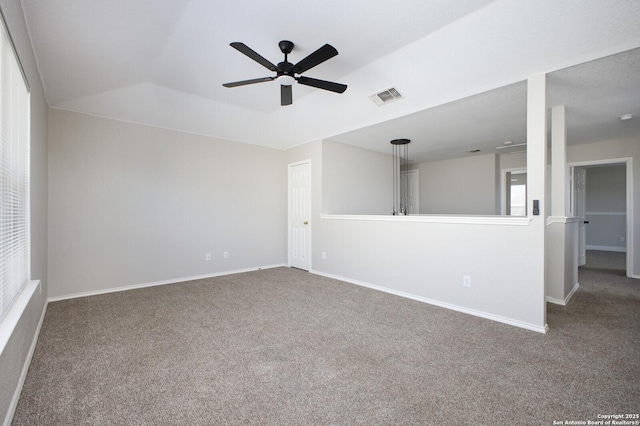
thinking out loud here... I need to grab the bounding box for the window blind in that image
[0,13,30,324]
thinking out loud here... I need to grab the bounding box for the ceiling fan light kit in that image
[223,40,347,106]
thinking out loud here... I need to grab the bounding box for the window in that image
[0,12,30,324]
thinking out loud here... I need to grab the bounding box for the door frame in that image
[288,160,312,270]
[501,168,527,215]
[572,167,588,266]
[568,157,634,278]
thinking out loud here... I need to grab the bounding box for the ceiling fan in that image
[222,40,347,106]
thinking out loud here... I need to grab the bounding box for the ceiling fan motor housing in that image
[277,60,295,75]
[223,39,347,105]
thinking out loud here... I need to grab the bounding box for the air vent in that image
[369,87,403,106]
[465,149,481,153]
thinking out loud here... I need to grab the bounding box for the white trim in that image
[546,282,579,306]
[545,296,565,305]
[0,280,40,356]
[566,281,580,304]
[568,157,634,278]
[569,158,630,167]
[546,216,581,225]
[321,213,531,226]
[310,270,548,334]
[586,245,626,253]
[3,296,47,426]
[47,265,285,302]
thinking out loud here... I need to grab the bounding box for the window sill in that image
[0,280,40,356]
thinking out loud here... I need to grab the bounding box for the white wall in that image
[322,140,391,215]
[322,140,505,216]
[288,141,546,332]
[498,152,527,171]
[314,216,545,331]
[309,77,548,332]
[585,165,626,251]
[546,219,579,305]
[415,153,498,214]
[48,109,287,298]
[0,0,48,423]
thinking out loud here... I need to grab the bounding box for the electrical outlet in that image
[620,236,625,243]
[223,251,229,259]
[205,253,211,261]
[322,251,326,260]
[463,276,471,288]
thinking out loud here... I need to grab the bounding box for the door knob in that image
[304,221,309,225]
[584,220,589,224]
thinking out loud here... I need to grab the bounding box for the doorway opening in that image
[501,168,527,216]
[569,158,633,278]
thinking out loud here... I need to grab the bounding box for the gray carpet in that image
[581,249,628,275]
[12,251,640,425]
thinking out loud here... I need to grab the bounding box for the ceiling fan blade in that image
[223,77,275,88]
[293,44,338,74]
[297,76,347,93]
[281,85,292,106]
[230,42,277,71]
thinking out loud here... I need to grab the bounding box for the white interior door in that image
[289,161,311,271]
[572,167,587,266]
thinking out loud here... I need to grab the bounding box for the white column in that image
[527,74,547,328]
[551,105,568,217]
[527,74,547,220]
[548,104,580,304]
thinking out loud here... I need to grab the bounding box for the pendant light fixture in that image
[391,138,411,215]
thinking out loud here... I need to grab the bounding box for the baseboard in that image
[4,298,48,426]
[546,282,580,306]
[565,282,580,304]
[546,296,565,306]
[48,264,286,302]
[586,245,626,253]
[310,270,548,334]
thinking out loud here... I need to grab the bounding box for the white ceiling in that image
[20,0,640,157]
[330,47,640,163]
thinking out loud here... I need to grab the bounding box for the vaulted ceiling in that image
[20,0,640,158]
